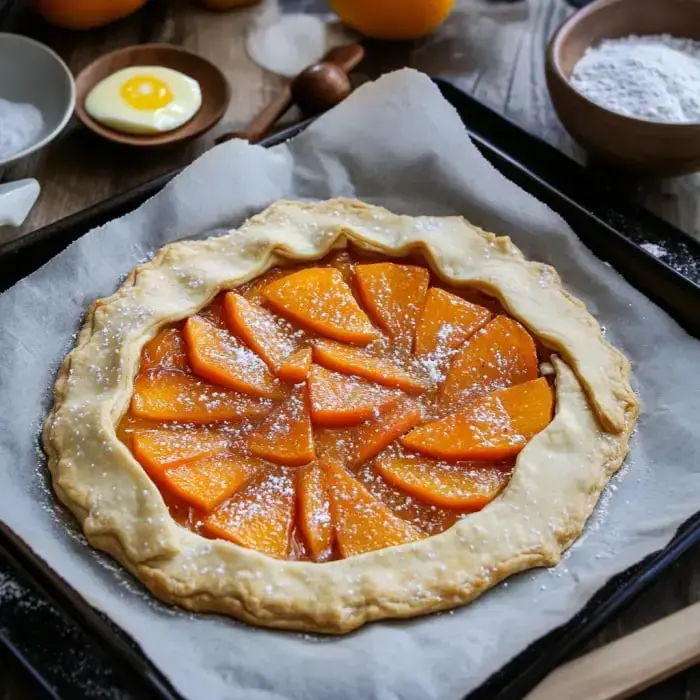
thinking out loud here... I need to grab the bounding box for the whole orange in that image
[329,0,456,41]
[33,0,148,30]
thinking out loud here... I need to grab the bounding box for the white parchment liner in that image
[1,70,699,700]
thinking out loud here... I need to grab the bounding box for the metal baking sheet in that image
[1,79,699,700]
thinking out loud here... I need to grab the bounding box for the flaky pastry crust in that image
[44,199,639,633]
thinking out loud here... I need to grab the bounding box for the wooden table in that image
[1,0,699,698]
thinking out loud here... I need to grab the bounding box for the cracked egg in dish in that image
[84,65,202,135]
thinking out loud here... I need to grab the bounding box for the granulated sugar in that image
[571,34,700,123]
[0,97,43,159]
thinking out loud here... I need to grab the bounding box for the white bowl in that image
[0,33,75,167]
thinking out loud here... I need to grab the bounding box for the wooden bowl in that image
[546,0,700,175]
[75,44,230,147]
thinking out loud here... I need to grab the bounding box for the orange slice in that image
[307,365,400,427]
[184,315,281,399]
[247,386,315,466]
[298,463,333,561]
[277,347,312,383]
[116,413,162,448]
[316,397,423,466]
[131,371,271,423]
[141,328,190,372]
[414,288,491,357]
[224,292,296,374]
[354,263,429,343]
[439,315,538,411]
[263,267,379,344]
[241,267,291,304]
[163,452,263,512]
[350,398,423,467]
[402,377,554,461]
[312,340,426,394]
[355,462,461,536]
[325,461,423,557]
[203,468,296,558]
[132,428,230,478]
[376,456,511,510]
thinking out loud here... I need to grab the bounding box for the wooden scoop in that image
[216,44,364,145]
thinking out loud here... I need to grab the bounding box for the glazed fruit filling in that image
[118,252,554,562]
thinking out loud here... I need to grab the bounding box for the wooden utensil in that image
[525,600,700,700]
[216,43,364,145]
[75,44,230,147]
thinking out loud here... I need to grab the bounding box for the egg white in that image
[85,66,202,135]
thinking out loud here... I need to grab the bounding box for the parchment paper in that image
[2,70,700,700]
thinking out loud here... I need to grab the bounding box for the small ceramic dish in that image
[546,0,700,175]
[0,33,75,167]
[75,44,230,147]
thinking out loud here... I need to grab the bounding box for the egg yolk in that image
[120,75,174,111]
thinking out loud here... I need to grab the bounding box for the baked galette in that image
[45,199,638,633]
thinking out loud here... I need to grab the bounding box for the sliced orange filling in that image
[203,468,296,558]
[355,262,429,343]
[307,365,400,428]
[402,378,554,461]
[298,463,333,561]
[277,347,313,383]
[224,292,296,375]
[439,315,538,411]
[184,315,282,399]
[132,428,230,478]
[120,253,554,562]
[312,340,426,394]
[141,327,190,372]
[263,267,379,344]
[414,288,491,358]
[325,461,424,558]
[163,452,263,512]
[376,456,511,510]
[247,386,315,466]
[131,371,270,423]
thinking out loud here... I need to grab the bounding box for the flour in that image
[0,97,44,160]
[571,34,700,123]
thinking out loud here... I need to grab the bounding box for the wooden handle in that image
[216,43,364,145]
[325,44,365,73]
[216,86,293,145]
[525,601,700,700]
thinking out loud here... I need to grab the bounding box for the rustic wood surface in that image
[1,0,699,698]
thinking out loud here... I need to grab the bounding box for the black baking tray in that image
[2,78,700,700]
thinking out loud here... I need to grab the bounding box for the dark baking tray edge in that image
[0,79,699,700]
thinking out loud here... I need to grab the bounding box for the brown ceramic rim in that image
[546,0,700,131]
[75,43,231,147]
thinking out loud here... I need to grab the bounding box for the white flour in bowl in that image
[0,97,44,160]
[570,34,700,123]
